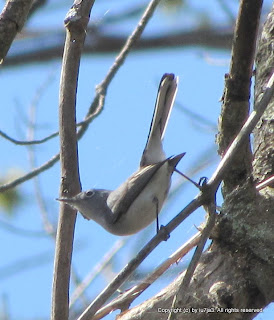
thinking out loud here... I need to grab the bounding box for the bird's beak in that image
[56,197,75,203]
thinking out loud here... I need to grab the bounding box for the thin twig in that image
[0,69,57,146]
[70,238,127,308]
[216,0,236,24]
[102,3,146,26]
[0,106,95,146]
[167,203,216,320]
[0,111,102,146]
[256,175,274,191]
[26,74,56,235]
[0,250,53,280]
[70,268,90,309]
[0,129,59,145]
[0,153,60,192]
[4,27,233,67]
[0,218,48,238]
[176,101,217,130]
[93,230,202,319]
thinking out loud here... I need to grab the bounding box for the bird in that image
[57,73,185,236]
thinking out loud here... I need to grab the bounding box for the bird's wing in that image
[107,159,168,223]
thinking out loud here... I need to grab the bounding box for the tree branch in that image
[167,202,217,320]
[69,238,126,309]
[0,0,33,63]
[3,27,233,67]
[93,231,202,319]
[51,1,95,320]
[0,153,60,192]
[216,0,263,195]
[253,2,274,184]
[0,128,59,145]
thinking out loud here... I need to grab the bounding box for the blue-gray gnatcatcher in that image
[57,73,185,235]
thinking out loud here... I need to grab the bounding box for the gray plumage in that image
[57,73,184,235]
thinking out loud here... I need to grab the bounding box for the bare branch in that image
[0,129,58,145]
[3,27,233,68]
[167,202,216,320]
[0,153,60,192]
[217,0,263,195]
[216,0,236,24]
[0,109,100,146]
[26,82,56,236]
[93,231,202,319]
[256,175,274,191]
[0,218,48,238]
[28,0,47,18]
[51,1,96,319]
[0,69,58,147]
[0,0,33,62]
[0,250,52,280]
[70,239,126,308]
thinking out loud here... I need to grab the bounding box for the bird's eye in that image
[86,191,94,197]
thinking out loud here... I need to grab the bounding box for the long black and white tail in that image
[140,73,178,167]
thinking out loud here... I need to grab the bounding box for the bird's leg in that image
[153,196,160,234]
[175,169,208,190]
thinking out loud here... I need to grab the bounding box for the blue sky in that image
[0,1,273,319]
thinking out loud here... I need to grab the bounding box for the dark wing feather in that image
[109,159,168,223]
